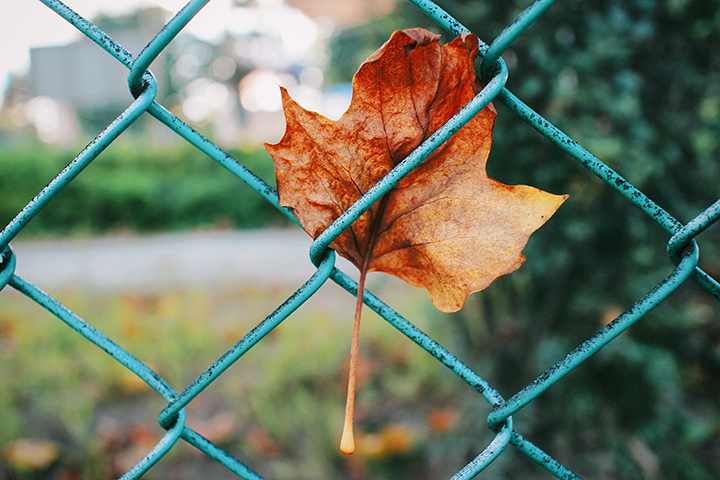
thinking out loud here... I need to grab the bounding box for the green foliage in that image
[0,142,289,238]
[327,0,720,478]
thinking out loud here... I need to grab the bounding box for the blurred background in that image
[1,0,720,478]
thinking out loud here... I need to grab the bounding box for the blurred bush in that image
[0,142,289,238]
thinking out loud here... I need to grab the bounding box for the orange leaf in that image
[265,27,566,312]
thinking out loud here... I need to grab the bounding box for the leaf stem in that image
[340,196,389,455]
[340,264,367,454]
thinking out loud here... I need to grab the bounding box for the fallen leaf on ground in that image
[3,438,61,471]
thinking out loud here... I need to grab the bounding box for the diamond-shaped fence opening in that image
[1,0,719,479]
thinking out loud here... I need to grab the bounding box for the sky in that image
[0,0,254,99]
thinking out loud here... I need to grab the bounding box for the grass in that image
[0,271,484,479]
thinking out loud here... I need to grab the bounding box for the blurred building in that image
[29,7,171,112]
[1,0,382,148]
[12,7,174,145]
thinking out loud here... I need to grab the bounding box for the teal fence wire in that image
[1,0,720,478]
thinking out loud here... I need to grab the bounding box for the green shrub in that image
[0,142,290,238]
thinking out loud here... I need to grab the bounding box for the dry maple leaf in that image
[264,27,567,454]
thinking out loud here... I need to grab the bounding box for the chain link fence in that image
[1,0,719,478]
